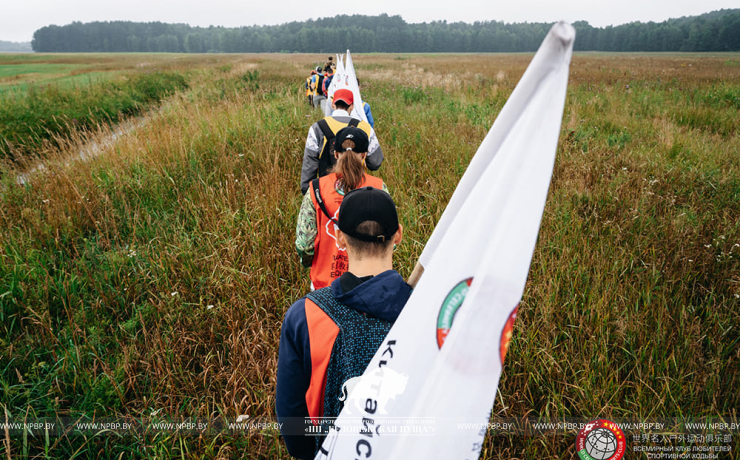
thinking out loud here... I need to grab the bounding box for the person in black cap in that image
[299,88,383,195]
[277,186,410,460]
[295,126,388,291]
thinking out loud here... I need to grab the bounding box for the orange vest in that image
[308,172,383,289]
[303,297,339,421]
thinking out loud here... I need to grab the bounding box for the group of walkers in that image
[276,55,411,459]
[304,56,375,127]
[304,56,334,110]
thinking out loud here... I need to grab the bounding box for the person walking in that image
[299,89,383,195]
[278,186,410,459]
[296,126,387,290]
[304,70,316,106]
[311,66,327,110]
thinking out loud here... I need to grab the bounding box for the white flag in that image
[342,50,368,122]
[316,21,575,460]
[325,54,344,116]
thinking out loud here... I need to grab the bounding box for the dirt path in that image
[13,115,150,186]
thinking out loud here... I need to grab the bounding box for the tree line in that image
[0,40,32,52]
[31,10,740,53]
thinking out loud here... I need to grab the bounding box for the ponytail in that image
[331,140,366,192]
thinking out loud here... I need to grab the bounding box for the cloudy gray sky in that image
[2,0,738,42]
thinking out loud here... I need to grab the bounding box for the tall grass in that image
[1,52,739,458]
[0,71,188,161]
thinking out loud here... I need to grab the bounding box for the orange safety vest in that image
[303,297,339,421]
[308,172,383,290]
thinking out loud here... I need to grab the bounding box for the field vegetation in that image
[1,51,739,459]
[0,54,255,160]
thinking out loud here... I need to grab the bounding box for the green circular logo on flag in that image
[436,278,473,348]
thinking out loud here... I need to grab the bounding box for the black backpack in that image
[316,74,325,96]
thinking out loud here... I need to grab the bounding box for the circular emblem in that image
[436,278,473,348]
[576,419,626,460]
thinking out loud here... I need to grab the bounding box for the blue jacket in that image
[363,101,375,128]
[276,270,412,459]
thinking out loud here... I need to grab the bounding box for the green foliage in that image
[30,10,740,53]
[0,71,188,160]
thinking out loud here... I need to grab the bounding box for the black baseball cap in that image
[337,187,399,243]
[334,126,369,154]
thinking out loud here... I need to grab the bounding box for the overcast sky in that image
[2,0,738,43]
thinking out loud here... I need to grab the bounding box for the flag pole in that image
[406,261,424,288]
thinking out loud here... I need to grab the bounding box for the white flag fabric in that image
[324,50,368,122]
[342,50,368,122]
[324,54,344,117]
[315,21,575,460]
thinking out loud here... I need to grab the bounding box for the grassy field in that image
[0,53,236,92]
[0,54,262,161]
[1,51,739,459]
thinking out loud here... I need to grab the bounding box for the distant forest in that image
[32,10,740,53]
[0,40,32,52]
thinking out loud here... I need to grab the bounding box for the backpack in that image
[305,287,393,447]
[316,74,326,96]
[316,117,360,177]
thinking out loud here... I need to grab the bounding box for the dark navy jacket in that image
[276,270,412,459]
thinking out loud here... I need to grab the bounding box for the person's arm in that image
[365,127,384,171]
[364,102,375,129]
[276,300,315,459]
[295,192,318,267]
[300,126,322,194]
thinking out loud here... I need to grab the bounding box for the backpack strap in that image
[317,118,361,157]
[316,118,362,177]
[317,119,334,156]
[312,178,338,225]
